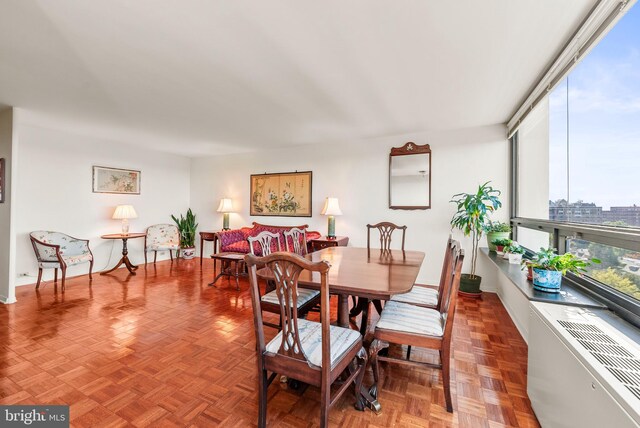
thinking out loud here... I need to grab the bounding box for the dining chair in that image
[390,235,454,310]
[351,222,408,334]
[368,240,464,413]
[248,231,320,329]
[283,227,308,256]
[245,252,368,427]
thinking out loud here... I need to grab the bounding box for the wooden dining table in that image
[257,246,425,413]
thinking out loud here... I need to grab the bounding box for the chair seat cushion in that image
[376,301,444,337]
[265,319,361,368]
[39,253,93,268]
[147,244,180,251]
[390,285,438,307]
[261,288,320,308]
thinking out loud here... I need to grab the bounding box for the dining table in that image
[257,246,425,413]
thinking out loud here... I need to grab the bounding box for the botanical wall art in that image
[92,166,141,194]
[250,171,312,217]
[0,158,5,203]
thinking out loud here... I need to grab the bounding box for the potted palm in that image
[171,209,199,259]
[485,221,511,252]
[528,247,600,293]
[450,182,502,297]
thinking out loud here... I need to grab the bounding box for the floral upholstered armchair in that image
[29,231,94,291]
[144,224,181,264]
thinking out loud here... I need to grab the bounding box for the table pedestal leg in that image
[101,238,138,275]
[337,295,350,328]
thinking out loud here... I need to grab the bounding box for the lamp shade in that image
[217,198,234,213]
[112,205,138,219]
[321,197,342,216]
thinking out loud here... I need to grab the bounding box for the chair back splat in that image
[366,222,407,256]
[283,227,308,256]
[248,231,281,256]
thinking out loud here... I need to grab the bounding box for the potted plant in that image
[505,242,525,265]
[527,247,600,293]
[492,238,511,255]
[171,209,199,259]
[450,181,502,297]
[485,221,511,252]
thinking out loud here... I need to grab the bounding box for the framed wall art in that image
[0,158,5,203]
[92,166,141,195]
[250,171,312,217]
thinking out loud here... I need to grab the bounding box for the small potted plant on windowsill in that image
[485,221,511,252]
[171,208,199,259]
[527,247,600,293]
[492,238,512,256]
[505,242,525,265]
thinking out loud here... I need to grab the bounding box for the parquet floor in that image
[0,259,540,427]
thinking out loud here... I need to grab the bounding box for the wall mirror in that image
[389,142,431,210]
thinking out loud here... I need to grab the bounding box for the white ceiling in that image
[0,0,596,156]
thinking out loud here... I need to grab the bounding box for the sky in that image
[548,2,640,210]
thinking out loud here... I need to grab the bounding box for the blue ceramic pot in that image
[532,268,562,293]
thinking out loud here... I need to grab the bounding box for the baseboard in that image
[0,295,17,304]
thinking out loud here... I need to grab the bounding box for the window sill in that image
[481,248,606,309]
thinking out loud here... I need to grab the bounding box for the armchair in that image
[29,231,94,291]
[144,224,181,265]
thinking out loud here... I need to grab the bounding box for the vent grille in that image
[558,320,640,402]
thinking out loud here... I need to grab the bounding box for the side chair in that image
[248,231,320,329]
[144,224,180,265]
[283,227,308,256]
[369,240,465,413]
[245,252,368,427]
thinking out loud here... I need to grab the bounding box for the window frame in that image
[510,133,640,329]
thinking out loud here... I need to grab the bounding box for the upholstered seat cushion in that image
[265,318,361,367]
[376,301,444,337]
[261,288,320,308]
[390,285,438,307]
[39,253,93,268]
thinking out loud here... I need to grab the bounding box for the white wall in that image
[0,108,17,303]
[13,118,191,287]
[191,124,509,286]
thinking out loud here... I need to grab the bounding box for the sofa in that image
[216,222,321,255]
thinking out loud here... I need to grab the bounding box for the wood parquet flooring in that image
[0,259,540,427]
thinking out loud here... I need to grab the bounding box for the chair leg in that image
[61,267,67,292]
[54,268,58,283]
[320,382,330,428]
[154,251,157,264]
[354,347,368,411]
[144,251,148,266]
[368,339,388,400]
[36,268,43,289]
[257,368,268,428]
[89,260,94,280]
[441,348,453,412]
[170,250,173,261]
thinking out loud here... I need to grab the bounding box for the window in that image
[513,3,640,324]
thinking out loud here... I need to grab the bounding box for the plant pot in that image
[487,231,510,252]
[181,247,196,259]
[459,274,482,297]
[495,245,504,255]
[526,264,534,281]
[508,253,523,265]
[532,268,562,293]
[503,252,510,259]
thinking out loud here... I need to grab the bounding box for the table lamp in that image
[321,197,342,239]
[217,198,234,230]
[112,205,137,235]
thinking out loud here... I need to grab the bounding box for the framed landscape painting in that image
[250,171,312,217]
[92,166,141,194]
